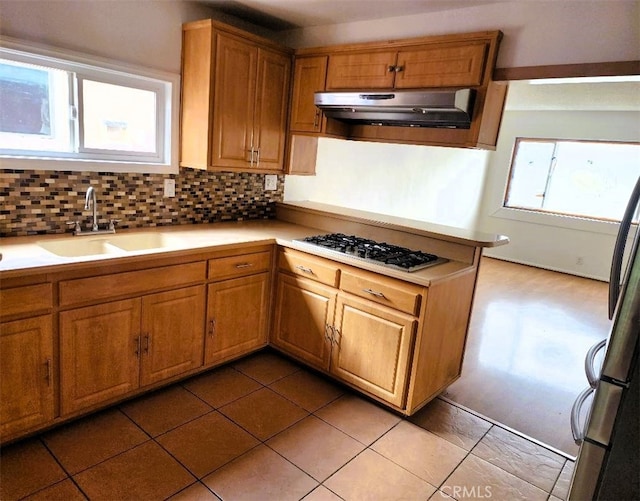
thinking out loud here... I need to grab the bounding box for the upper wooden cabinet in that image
[181,20,292,173]
[291,30,505,151]
[326,43,487,90]
[290,56,328,133]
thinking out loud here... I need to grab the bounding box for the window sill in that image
[0,156,178,174]
[491,206,620,236]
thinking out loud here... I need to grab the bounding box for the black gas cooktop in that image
[295,233,448,272]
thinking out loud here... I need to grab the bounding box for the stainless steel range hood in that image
[314,89,475,129]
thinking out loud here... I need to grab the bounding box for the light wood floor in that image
[444,257,611,456]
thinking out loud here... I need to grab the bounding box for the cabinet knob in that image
[387,65,396,73]
[394,65,404,73]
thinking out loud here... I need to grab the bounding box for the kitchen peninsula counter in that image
[0,202,508,442]
[0,201,508,286]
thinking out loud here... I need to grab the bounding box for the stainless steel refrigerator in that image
[568,176,640,500]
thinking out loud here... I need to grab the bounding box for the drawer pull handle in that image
[363,288,386,299]
[325,323,334,343]
[134,336,141,357]
[295,265,314,274]
[208,319,216,337]
[235,263,253,269]
[143,335,150,354]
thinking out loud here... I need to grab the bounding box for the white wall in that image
[284,138,490,229]
[282,0,640,68]
[477,108,640,280]
[0,0,276,73]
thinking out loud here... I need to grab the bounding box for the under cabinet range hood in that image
[314,89,475,129]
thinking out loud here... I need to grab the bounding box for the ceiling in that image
[199,0,506,31]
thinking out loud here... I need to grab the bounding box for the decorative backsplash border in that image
[0,168,284,237]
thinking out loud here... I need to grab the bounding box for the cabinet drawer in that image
[59,262,206,307]
[208,251,271,280]
[340,268,423,316]
[0,284,53,320]
[278,249,339,287]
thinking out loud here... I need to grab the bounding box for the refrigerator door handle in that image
[585,339,607,388]
[609,176,640,319]
[571,386,594,445]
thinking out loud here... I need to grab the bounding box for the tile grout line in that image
[37,437,91,501]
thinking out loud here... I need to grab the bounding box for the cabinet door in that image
[211,33,257,169]
[326,51,397,89]
[205,273,270,365]
[140,286,205,386]
[272,274,335,371]
[395,43,487,88]
[1,316,54,438]
[290,56,328,132]
[331,293,415,408]
[254,48,291,170]
[60,299,140,415]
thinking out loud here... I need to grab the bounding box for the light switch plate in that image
[163,178,176,197]
[264,175,277,191]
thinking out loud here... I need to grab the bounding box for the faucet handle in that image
[66,221,82,234]
[108,219,121,231]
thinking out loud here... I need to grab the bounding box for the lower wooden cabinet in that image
[0,315,54,438]
[331,293,416,408]
[140,287,206,385]
[205,273,270,365]
[60,286,205,415]
[272,274,336,371]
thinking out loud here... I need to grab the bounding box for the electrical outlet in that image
[163,178,176,198]
[264,175,277,191]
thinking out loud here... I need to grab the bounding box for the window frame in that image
[0,36,179,174]
[501,136,640,227]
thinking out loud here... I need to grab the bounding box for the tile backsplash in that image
[0,168,284,237]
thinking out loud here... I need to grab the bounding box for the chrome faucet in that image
[68,186,117,235]
[85,186,99,231]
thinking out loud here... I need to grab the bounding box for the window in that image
[0,38,178,173]
[504,138,640,222]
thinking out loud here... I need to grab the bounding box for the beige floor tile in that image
[157,411,259,478]
[0,439,67,501]
[371,421,467,486]
[73,441,193,501]
[22,479,86,501]
[443,455,547,501]
[267,415,365,481]
[120,385,212,436]
[314,394,401,445]
[551,460,575,500]
[168,481,221,500]
[270,370,344,412]
[219,387,308,440]
[203,444,317,501]
[409,398,492,450]
[232,351,300,384]
[302,485,344,500]
[325,449,436,500]
[43,408,148,474]
[183,366,262,408]
[549,496,563,501]
[471,426,565,492]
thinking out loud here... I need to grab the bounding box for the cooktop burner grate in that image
[295,233,448,272]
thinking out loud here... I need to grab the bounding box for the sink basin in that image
[108,232,185,251]
[38,237,123,257]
